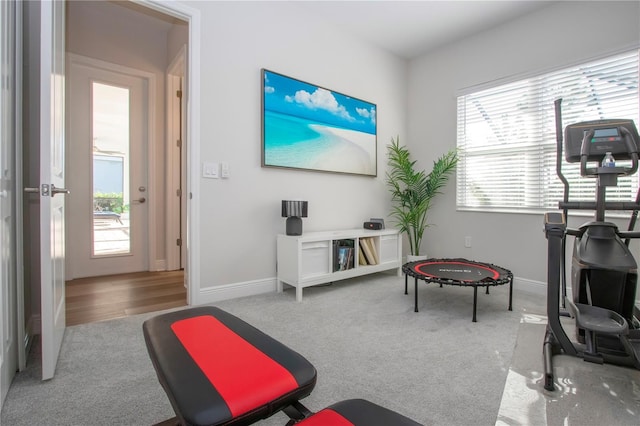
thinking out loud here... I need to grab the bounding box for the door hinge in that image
[176,238,182,247]
[176,189,182,197]
[176,90,182,98]
[176,139,182,148]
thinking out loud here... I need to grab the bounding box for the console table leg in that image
[472,287,478,322]
[296,287,303,302]
[414,278,419,312]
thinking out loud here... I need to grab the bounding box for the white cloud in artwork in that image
[356,106,376,125]
[287,88,355,122]
[264,86,275,94]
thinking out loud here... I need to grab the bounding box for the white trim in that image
[14,0,26,372]
[66,53,157,276]
[165,45,186,272]
[30,314,41,336]
[513,276,547,297]
[155,259,167,271]
[138,0,200,306]
[196,279,278,305]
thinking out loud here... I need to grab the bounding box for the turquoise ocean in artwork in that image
[264,110,376,174]
[264,111,323,148]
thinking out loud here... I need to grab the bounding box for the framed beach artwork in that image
[261,69,377,176]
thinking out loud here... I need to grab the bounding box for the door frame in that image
[1,0,22,408]
[142,0,200,304]
[13,0,26,373]
[165,45,186,271]
[66,53,156,279]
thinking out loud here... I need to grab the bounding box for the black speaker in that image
[363,222,382,230]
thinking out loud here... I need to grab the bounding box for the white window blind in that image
[456,50,640,213]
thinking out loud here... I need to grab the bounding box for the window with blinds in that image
[456,50,640,213]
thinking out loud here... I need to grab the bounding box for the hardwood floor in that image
[65,270,187,326]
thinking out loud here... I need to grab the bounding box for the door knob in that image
[24,184,69,196]
[133,197,146,204]
[51,185,70,197]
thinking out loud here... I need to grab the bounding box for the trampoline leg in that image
[414,278,419,312]
[508,277,513,311]
[472,287,478,322]
[486,286,490,295]
[405,273,408,295]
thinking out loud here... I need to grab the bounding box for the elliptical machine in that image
[543,98,640,391]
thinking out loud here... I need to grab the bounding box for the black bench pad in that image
[298,399,423,426]
[143,306,317,426]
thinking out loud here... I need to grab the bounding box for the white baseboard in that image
[154,260,167,271]
[192,275,550,306]
[193,277,277,305]
[513,276,548,296]
[30,313,41,335]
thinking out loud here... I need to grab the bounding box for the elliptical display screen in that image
[564,119,639,163]
[589,127,620,143]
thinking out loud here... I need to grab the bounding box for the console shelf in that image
[277,229,402,301]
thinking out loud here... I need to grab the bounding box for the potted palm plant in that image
[386,136,458,259]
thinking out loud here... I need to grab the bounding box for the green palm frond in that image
[386,136,458,256]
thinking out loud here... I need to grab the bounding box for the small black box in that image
[364,221,383,230]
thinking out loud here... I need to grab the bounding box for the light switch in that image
[203,162,219,179]
[221,162,229,178]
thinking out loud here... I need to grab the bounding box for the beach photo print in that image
[261,69,377,176]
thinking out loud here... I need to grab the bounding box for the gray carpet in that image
[0,273,610,425]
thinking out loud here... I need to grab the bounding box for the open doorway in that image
[64,1,188,324]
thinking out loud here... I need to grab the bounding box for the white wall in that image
[183,1,407,301]
[407,1,640,287]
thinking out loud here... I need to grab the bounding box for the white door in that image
[67,56,149,278]
[0,0,19,405]
[39,0,67,381]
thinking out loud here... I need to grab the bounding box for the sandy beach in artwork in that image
[263,114,377,175]
[306,124,377,174]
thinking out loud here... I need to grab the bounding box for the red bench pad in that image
[297,399,423,426]
[143,306,317,426]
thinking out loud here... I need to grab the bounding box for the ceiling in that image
[296,1,556,59]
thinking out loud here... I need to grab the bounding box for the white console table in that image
[277,229,402,301]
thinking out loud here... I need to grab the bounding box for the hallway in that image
[65,271,186,326]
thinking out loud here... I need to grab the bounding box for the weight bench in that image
[143,306,422,425]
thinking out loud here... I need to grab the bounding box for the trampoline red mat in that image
[413,260,500,283]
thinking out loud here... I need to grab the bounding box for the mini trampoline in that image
[403,258,513,322]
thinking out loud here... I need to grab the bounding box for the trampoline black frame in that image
[402,258,514,322]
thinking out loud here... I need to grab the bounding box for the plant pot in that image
[406,254,427,263]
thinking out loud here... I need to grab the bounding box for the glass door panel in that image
[91,82,130,256]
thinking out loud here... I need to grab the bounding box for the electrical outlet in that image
[464,236,472,248]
